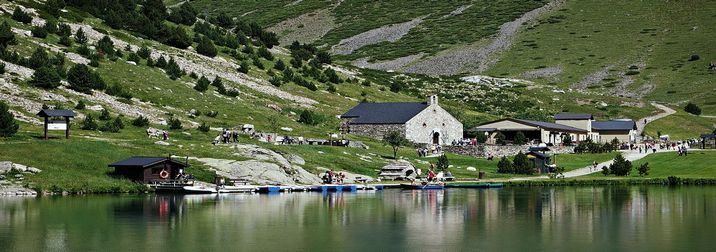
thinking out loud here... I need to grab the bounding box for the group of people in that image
[321,170,346,184]
[416,145,442,157]
[213,129,239,145]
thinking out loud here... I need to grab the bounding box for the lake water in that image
[1,186,714,252]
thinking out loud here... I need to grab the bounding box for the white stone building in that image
[340,95,463,145]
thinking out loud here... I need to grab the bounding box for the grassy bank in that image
[643,111,716,140]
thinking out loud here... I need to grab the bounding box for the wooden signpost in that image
[36,109,76,139]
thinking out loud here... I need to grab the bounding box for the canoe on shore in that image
[182,185,217,194]
[183,185,257,194]
[400,184,444,190]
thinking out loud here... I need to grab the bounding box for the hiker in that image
[328,170,334,184]
[232,131,239,143]
[592,161,598,171]
[162,130,168,140]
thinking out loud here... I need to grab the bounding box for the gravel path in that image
[267,8,336,46]
[635,103,676,141]
[511,150,663,181]
[404,0,565,75]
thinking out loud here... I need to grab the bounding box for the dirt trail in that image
[635,103,677,140]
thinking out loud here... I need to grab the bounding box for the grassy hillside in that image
[581,151,716,179]
[644,110,716,140]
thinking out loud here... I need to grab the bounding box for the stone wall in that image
[445,145,575,158]
[348,124,405,140]
[405,104,463,145]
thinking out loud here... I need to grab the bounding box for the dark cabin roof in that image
[512,119,588,133]
[592,120,637,131]
[341,102,429,124]
[108,157,188,168]
[701,134,716,139]
[554,113,593,120]
[37,109,76,117]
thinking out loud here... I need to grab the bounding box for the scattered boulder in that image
[0,161,12,174]
[466,167,477,172]
[154,141,171,146]
[26,167,42,173]
[233,144,291,167]
[88,105,104,111]
[347,141,369,149]
[11,163,27,173]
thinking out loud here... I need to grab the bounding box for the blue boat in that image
[256,186,281,193]
[400,183,444,190]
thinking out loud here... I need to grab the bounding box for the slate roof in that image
[528,146,551,152]
[341,102,429,124]
[701,134,716,139]
[592,120,637,131]
[37,109,76,117]
[512,119,588,133]
[108,157,187,168]
[554,113,593,120]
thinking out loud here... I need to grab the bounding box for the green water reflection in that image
[1,186,714,251]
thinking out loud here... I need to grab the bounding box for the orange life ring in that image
[159,170,169,179]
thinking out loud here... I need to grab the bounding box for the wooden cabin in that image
[109,157,188,183]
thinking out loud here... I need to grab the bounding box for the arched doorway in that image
[432,132,440,144]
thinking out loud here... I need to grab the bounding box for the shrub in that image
[206,111,218,118]
[196,36,217,57]
[0,21,15,47]
[194,76,210,92]
[238,61,250,73]
[0,101,19,137]
[282,68,293,82]
[97,35,115,56]
[12,7,32,24]
[562,134,573,146]
[197,122,210,132]
[316,51,331,64]
[609,154,632,176]
[601,166,610,176]
[513,152,532,175]
[156,56,167,68]
[132,115,149,127]
[325,68,342,84]
[684,102,701,115]
[29,47,51,69]
[298,109,319,125]
[168,117,182,130]
[688,54,700,61]
[75,28,87,45]
[105,84,132,99]
[257,46,273,60]
[638,162,650,176]
[31,26,48,39]
[361,80,371,87]
[326,83,336,93]
[67,64,105,93]
[497,156,513,173]
[514,131,526,145]
[390,82,402,93]
[59,35,72,46]
[165,57,183,80]
[46,0,66,17]
[99,120,121,133]
[30,67,61,89]
[383,130,409,159]
[274,59,286,71]
[80,115,98,130]
[75,100,86,110]
[252,57,264,69]
[137,46,151,59]
[57,23,71,37]
[167,26,192,49]
[127,52,141,63]
[99,108,111,120]
[269,75,282,87]
[436,154,449,172]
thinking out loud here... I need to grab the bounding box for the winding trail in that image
[636,103,676,140]
[511,150,670,181]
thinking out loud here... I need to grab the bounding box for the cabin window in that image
[151,168,161,174]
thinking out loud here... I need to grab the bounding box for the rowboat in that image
[182,185,217,194]
[400,183,444,190]
[445,183,504,189]
[218,185,257,193]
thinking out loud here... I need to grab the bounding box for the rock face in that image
[0,161,40,196]
[197,158,321,185]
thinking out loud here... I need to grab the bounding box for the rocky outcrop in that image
[197,158,321,185]
[0,161,40,197]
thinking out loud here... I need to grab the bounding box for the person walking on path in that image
[592,161,598,171]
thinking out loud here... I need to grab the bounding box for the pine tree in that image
[609,154,632,176]
[30,67,61,89]
[257,46,273,60]
[274,59,286,71]
[497,156,513,173]
[31,25,48,38]
[75,100,86,110]
[165,57,183,80]
[167,26,191,49]
[156,56,167,68]
[67,64,105,93]
[99,108,111,120]
[12,7,32,24]
[238,61,250,74]
[29,48,51,69]
[46,0,66,17]
[194,76,210,92]
[57,23,71,37]
[137,46,151,59]
[75,28,87,44]
[81,115,98,130]
[0,21,16,46]
[97,35,115,57]
[0,101,19,137]
[196,36,217,57]
[59,35,72,46]
[512,152,531,174]
[132,115,149,127]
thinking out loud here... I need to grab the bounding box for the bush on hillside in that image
[80,115,98,130]
[155,56,167,68]
[684,102,701,115]
[99,108,111,120]
[29,48,51,69]
[168,117,182,130]
[131,115,150,127]
[165,57,183,80]
[127,52,141,63]
[316,51,331,64]
[30,67,61,89]
[390,82,403,93]
[436,154,450,172]
[257,46,273,61]
[298,109,319,125]
[12,7,32,24]
[197,122,210,132]
[269,75,282,87]
[252,57,264,69]
[0,21,16,46]
[67,64,105,93]
[105,83,132,99]
[324,68,342,84]
[0,101,19,137]
[75,100,86,110]
[97,35,115,57]
[274,59,286,71]
[57,23,71,37]
[167,2,197,26]
[238,61,250,74]
[167,25,192,49]
[31,26,48,39]
[637,162,650,177]
[59,35,73,46]
[196,36,217,57]
[46,0,66,17]
[75,28,88,44]
[137,46,151,59]
[194,76,210,92]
